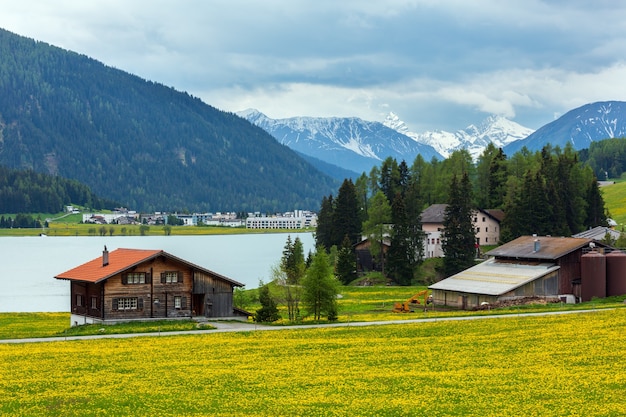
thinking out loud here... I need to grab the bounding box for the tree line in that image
[0,166,117,215]
[314,142,609,283]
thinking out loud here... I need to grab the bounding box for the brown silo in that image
[606,251,626,296]
[581,251,606,302]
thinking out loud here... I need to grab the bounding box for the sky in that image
[2,0,626,132]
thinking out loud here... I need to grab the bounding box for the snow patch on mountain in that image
[383,112,534,159]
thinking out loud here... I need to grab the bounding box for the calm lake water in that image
[0,232,315,313]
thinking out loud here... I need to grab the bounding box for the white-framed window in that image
[118,297,138,310]
[174,296,182,309]
[161,271,180,283]
[76,294,83,307]
[125,272,146,284]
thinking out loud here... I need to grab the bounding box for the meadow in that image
[601,179,626,227]
[1,309,626,416]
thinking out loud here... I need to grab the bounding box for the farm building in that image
[55,247,248,326]
[429,235,625,309]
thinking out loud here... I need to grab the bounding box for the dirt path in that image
[0,308,608,344]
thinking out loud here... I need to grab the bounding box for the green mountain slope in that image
[0,28,337,212]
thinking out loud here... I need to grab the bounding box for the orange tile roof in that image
[55,248,162,283]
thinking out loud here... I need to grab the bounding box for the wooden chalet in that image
[55,246,247,326]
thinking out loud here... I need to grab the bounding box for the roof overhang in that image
[429,259,560,296]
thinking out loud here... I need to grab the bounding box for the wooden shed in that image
[55,246,247,326]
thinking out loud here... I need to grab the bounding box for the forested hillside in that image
[579,137,626,180]
[0,166,117,213]
[0,28,337,212]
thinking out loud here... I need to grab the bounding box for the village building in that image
[246,210,317,229]
[428,235,624,310]
[55,247,248,326]
[421,204,504,258]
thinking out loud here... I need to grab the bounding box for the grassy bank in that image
[3,286,624,340]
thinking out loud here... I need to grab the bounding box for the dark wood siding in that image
[70,281,104,319]
[193,271,235,317]
[557,251,583,296]
[103,256,193,320]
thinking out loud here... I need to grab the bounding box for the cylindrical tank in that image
[581,251,606,302]
[606,251,626,296]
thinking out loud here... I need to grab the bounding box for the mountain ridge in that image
[383,112,535,159]
[0,28,337,212]
[504,101,626,155]
[237,109,443,175]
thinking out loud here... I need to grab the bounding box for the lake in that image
[0,232,315,313]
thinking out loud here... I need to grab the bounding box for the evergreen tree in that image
[254,283,280,323]
[281,235,305,322]
[302,250,340,322]
[379,157,400,203]
[315,195,334,251]
[362,191,392,275]
[387,192,414,285]
[336,235,357,285]
[442,173,476,276]
[585,176,608,227]
[487,147,508,209]
[333,179,361,246]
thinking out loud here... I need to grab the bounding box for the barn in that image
[429,235,622,309]
[55,246,248,326]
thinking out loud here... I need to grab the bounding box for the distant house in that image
[429,235,620,309]
[355,238,390,274]
[55,247,248,326]
[420,204,504,258]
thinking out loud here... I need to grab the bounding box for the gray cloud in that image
[1,0,626,132]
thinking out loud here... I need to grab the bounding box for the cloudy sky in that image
[2,1,626,132]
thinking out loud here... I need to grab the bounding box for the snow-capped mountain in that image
[504,101,626,155]
[237,109,443,175]
[384,113,534,159]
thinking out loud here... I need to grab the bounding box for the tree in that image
[281,235,306,322]
[387,192,414,285]
[315,195,334,251]
[333,179,361,247]
[362,191,391,275]
[254,283,280,323]
[585,176,608,228]
[302,250,340,322]
[442,173,476,276]
[335,235,357,285]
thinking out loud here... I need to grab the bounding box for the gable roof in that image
[55,247,243,286]
[486,235,595,260]
[420,204,448,223]
[429,258,560,296]
[420,204,504,224]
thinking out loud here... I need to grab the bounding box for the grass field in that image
[1,309,626,416]
[602,180,626,227]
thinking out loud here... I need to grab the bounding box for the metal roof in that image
[485,235,594,260]
[429,258,560,296]
[572,226,621,241]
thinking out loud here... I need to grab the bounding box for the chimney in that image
[103,245,109,267]
[533,239,540,253]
